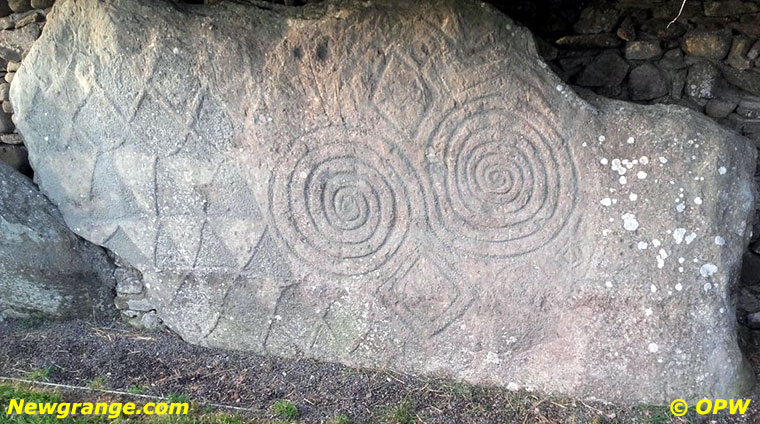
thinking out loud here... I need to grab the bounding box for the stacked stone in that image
[0,0,52,176]
[111,258,160,330]
[541,1,760,130]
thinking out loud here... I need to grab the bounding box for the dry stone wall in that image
[0,0,49,176]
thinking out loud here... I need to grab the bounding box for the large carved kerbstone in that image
[12,0,757,403]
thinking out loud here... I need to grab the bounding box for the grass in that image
[270,399,298,420]
[328,414,350,424]
[167,393,190,404]
[87,377,107,390]
[127,385,148,395]
[23,368,52,383]
[386,400,416,424]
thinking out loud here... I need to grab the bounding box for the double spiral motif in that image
[269,127,418,276]
[426,95,577,257]
[270,93,577,274]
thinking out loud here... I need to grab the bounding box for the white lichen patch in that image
[622,213,639,231]
[719,166,727,175]
[627,137,635,144]
[675,283,683,291]
[629,193,638,201]
[636,171,647,180]
[685,232,697,244]
[611,159,625,174]
[648,343,659,353]
[700,263,718,278]
[673,228,686,244]
[694,197,703,205]
[637,241,648,250]
[676,203,685,213]
[714,236,725,246]
[652,239,661,247]
[601,198,612,206]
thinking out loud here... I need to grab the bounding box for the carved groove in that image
[426,94,577,257]
[269,127,419,276]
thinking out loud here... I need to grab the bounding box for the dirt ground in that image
[2,318,760,423]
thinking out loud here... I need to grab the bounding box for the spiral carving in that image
[269,127,418,276]
[426,94,577,257]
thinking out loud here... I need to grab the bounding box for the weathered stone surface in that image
[12,0,758,404]
[682,29,732,61]
[726,37,752,70]
[629,63,668,100]
[686,61,721,99]
[0,143,28,174]
[706,98,738,118]
[0,1,10,18]
[659,48,688,70]
[7,0,30,13]
[0,133,22,144]
[625,40,662,61]
[616,16,635,41]
[734,13,760,38]
[0,110,12,133]
[573,6,620,34]
[722,67,760,97]
[14,9,43,29]
[556,33,622,49]
[30,0,53,9]
[0,22,39,62]
[0,162,115,319]
[576,50,629,87]
[704,1,760,17]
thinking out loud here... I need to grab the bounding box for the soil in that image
[2,318,760,423]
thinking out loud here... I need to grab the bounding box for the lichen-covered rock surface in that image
[0,161,115,319]
[11,0,758,403]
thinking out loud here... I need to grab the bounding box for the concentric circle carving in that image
[269,127,419,276]
[426,94,577,257]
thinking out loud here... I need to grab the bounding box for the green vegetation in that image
[86,377,107,390]
[386,400,416,424]
[167,393,190,404]
[127,385,148,395]
[23,368,52,383]
[328,414,350,424]
[270,400,298,420]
